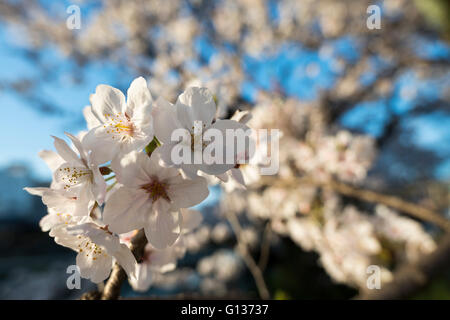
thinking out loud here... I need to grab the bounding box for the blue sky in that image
[0,25,133,180]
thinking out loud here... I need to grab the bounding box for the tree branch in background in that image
[226,211,271,300]
[269,177,450,233]
[258,222,272,272]
[323,179,450,233]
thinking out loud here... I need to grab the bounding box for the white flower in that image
[152,87,249,179]
[25,132,106,230]
[83,77,154,165]
[51,133,106,207]
[220,148,263,192]
[50,219,137,284]
[40,208,97,233]
[214,109,268,192]
[127,208,202,292]
[24,187,92,231]
[37,150,65,188]
[103,151,209,249]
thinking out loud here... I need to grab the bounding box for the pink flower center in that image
[103,112,135,139]
[141,178,171,203]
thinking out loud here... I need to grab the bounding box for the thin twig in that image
[258,221,272,272]
[226,211,270,300]
[267,176,450,233]
[324,179,450,233]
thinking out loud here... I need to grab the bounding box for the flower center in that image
[56,212,73,225]
[141,179,171,203]
[59,167,92,190]
[103,112,135,139]
[76,236,108,260]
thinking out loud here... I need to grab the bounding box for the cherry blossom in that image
[152,87,250,179]
[83,77,154,165]
[50,219,137,284]
[127,208,202,292]
[27,133,107,214]
[51,133,106,207]
[24,187,92,229]
[103,151,209,249]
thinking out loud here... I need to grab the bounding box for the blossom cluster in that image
[220,94,437,290]
[25,77,252,290]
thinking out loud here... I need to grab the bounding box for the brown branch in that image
[267,177,450,233]
[356,234,450,299]
[101,264,128,300]
[226,211,271,300]
[324,179,450,233]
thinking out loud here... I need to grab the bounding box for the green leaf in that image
[145,136,161,156]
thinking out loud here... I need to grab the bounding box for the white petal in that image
[39,210,85,232]
[76,250,113,283]
[166,176,209,209]
[27,186,90,217]
[42,188,90,216]
[67,222,120,253]
[75,184,96,215]
[129,264,153,292]
[53,162,92,193]
[24,187,47,196]
[39,213,61,232]
[180,208,203,232]
[38,150,64,172]
[65,132,89,163]
[50,225,80,251]
[103,186,151,234]
[111,151,153,187]
[90,84,126,123]
[180,165,200,179]
[144,203,181,250]
[126,77,153,126]
[114,243,138,281]
[176,87,216,129]
[153,142,176,167]
[152,97,182,144]
[198,119,251,175]
[148,249,177,273]
[231,109,252,124]
[83,105,102,130]
[118,134,154,157]
[82,126,120,165]
[91,166,107,205]
[52,136,82,165]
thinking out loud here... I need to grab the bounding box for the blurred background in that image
[0,0,449,299]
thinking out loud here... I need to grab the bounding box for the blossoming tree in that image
[1,0,448,299]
